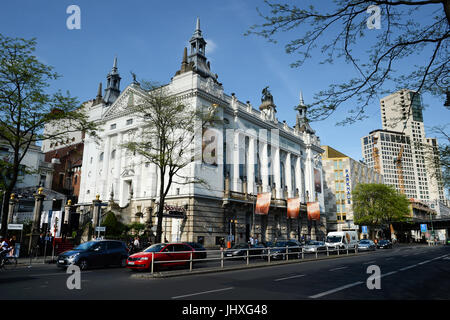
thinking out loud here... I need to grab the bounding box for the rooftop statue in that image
[261,86,274,103]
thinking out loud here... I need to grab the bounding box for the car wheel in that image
[79,259,89,271]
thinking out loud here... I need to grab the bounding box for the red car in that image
[126,243,196,271]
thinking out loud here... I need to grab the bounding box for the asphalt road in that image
[1,244,449,300]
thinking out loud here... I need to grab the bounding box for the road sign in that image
[420,224,427,232]
[362,226,368,234]
[7,224,23,230]
[95,226,106,232]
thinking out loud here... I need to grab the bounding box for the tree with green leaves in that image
[352,183,411,234]
[0,34,99,238]
[121,81,220,243]
[246,0,449,124]
[102,211,126,238]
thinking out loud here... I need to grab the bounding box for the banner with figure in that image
[255,192,271,215]
[50,211,63,237]
[307,202,320,221]
[287,198,300,219]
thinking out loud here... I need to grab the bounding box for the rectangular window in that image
[110,123,116,130]
[126,119,133,125]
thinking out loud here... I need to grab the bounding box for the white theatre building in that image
[77,19,326,247]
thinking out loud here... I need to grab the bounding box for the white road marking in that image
[329,266,348,272]
[362,260,376,265]
[417,260,432,265]
[309,281,364,299]
[381,271,398,277]
[399,265,417,271]
[172,287,234,299]
[274,274,305,282]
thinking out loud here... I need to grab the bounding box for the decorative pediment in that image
[102,85,146,120]
[121,168,135,178]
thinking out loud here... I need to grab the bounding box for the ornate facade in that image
[76,19,326,247]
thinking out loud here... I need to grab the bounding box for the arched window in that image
[99,152,104,161]
[291,162,296,193]
[268,145,273,188]
[111,149,116,160]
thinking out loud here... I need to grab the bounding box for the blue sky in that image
[1,0,448,161]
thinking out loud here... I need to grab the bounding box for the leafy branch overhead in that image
[246,0,450,124]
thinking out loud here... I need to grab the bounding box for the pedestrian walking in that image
[134,237,140,251]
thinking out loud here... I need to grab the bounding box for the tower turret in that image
[104,57,121,105]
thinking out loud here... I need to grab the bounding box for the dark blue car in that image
[57,240,129,270]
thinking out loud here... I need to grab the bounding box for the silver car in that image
[357,240,376,251]
[303,241,327,253]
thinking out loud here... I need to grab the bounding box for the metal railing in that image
[138,244,361,275]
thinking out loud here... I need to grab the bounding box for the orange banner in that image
[255,192,271,215]
[307,202,320,221]
[287,198,300,219]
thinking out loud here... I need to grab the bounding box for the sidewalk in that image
[17,257,57,265]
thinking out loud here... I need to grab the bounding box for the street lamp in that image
[229,219,237,246]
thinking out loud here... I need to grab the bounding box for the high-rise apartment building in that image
[363,89,445,204]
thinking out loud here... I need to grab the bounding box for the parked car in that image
[57,239,129,270]
[376,239,392,249]
[225,243,266,259]
[265,240,302,260]
[302,240,327,253]
[357,240,376,251]
[126,243,195,271]
[183,242,207,259]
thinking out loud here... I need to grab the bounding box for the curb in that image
[131,251,372,279]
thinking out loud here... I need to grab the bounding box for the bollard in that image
[151,252,154,274]
[326,246,329,256]
[346,247,349,255]
[302,247,304,260]
[246,248,249,265]
[190,252,193,272]
[315,250,318,259]
[268,248,271,263]
[337,247,340,255]
[286,246,289,261]
[221,250,224,268]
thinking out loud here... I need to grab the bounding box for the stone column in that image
[63,199,72,239]
[28,187,45,255]
[248,136,255,194]
[296,156,303,201]
[232,131,241,192]
[101,135,111,198]
[7,193,18,224]
[285,153,292,198]
[92,194,102,234]
[261,142,269,192]
[273,147,281,199]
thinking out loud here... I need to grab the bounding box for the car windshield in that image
[74,242,95,251]
[359,240,371,244]
[306,241,321,246]
[143,244,165,253]
[232,243,248,249]
[274,242,289,247]
[379,240,389,244]
[326,236,342,243]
